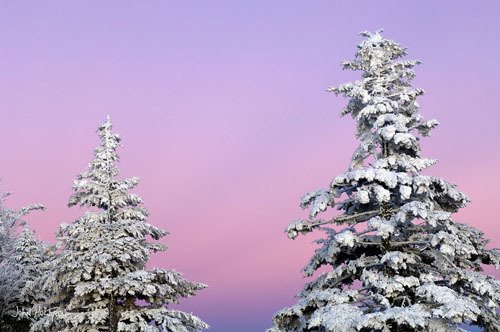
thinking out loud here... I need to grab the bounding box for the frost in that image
[367,217,396,239]
[416,119,440,136]
[362,270,420,297]
[367,216,383,229]
[381,251,417,270]
[300,189,331,219]
[358,305,430,330]
[399,185,412,200]
[309,304,361,331]
[285,219,313,239]
[378,219,396,238]
[416,284,481,322]
[357,188,370,204]
[394,133,418,150]
[379,125,396,140]
[374,155,437,173]
[333,168,409,189]
[335,230,357,247]
[374,185,391,203]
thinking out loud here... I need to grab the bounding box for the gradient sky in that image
[1,1,499,331]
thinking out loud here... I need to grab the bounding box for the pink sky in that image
[1,2,499,331]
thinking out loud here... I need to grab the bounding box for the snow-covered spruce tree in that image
[0,228,51,332]
[269,31,500,332]
[31,118,208,332]
[0,190,44,263]
[0,189,44,331]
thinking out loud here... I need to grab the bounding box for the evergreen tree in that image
[0,188,44,331]
[0,229,50,332]
[32,118,208,332]
[0,190,44,263]
[269,31,500,332]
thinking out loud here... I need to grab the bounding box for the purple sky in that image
[1,1,499,331]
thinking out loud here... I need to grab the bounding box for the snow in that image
[335,230,357,247]
[379,124,396,140]
[357,188,370,204]
[374,185,391,203]
[300,189,332,219]
[381,251,417,270]
[399,185,412,200]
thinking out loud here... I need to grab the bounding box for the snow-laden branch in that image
[286,208,398,239]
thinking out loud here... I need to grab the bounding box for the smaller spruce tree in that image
[0,189,44,263]
[0,229,50,332]
[32,118,208,332]
[0,188,45,331]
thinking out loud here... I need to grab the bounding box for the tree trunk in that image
[109,293,118,332]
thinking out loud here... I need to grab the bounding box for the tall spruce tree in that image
[32,118,208,332]
[269,31,500,332]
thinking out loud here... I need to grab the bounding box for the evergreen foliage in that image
[0,229,50,332]
[269,31,500,332]
[0,189,45,331]
[32,118,208,332]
